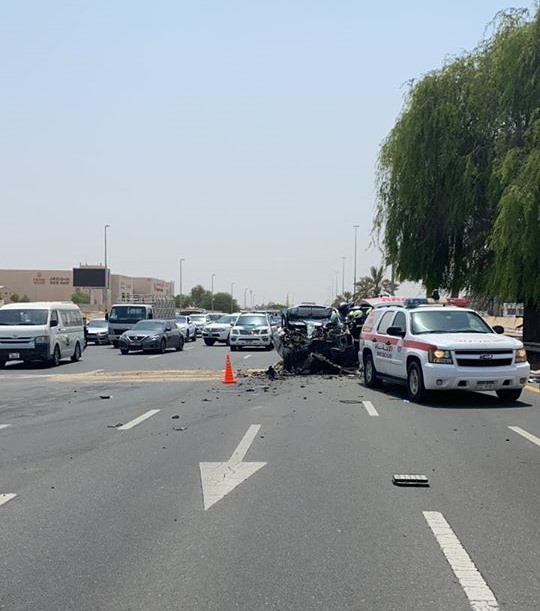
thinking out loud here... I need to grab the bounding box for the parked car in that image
[202,313,240,346]
[189,313,208,336]
[229,312,273,351]
[118,319,184,354]
[85,318,110,345]
[175,314,197,342]
[359,298,530,403]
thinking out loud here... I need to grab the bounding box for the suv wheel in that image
[496,388,522,402]
[363,353,380,388]
[407,361,427,402]
[204,339,216,346]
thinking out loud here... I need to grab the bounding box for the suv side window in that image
[377,311,395,335]
[392,311,406,332]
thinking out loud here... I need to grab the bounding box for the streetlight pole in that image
[244,288,248,310]
[230,282,235,313]
[341,256,346,295]
[335,271,339,298]
[179,258,185,308]
[104,224,110,313]
[353,224,359,299]
[211,274,216,311]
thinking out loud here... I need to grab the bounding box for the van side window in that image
[60,311,70,327]
[50,310,59,326]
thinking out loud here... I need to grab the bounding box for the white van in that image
[0,302,85,367]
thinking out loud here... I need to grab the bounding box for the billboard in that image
[73,267,108,288]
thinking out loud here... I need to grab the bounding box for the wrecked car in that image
[273,303,358,374]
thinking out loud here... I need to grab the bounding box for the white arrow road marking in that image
[508,426,540,447]
[0,493,17,507]
[424,511,498,610]
[362,400,379,416]
[0,424,12,430]
[118,409,160,430]
[200,424,266,511]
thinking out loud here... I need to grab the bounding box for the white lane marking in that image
[148,354,164,360]
[118,409,160,431]
[184,347,193,351]
[200,424,266,510]
[0,493,17,507]
[423,511,498,611]
[508,426,540,447]
[84,369,104,375]
[0,424,12,430]
[243,354,252,360]
[362,400,379,416]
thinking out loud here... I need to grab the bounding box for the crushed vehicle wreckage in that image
[273,303,359,374]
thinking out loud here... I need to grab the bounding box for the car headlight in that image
[260,328,270,335]
[150,335,160,340]
[428,349,453,364]
[34,335,49,344]
[515,348,528,363]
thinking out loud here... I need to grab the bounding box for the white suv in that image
[359,299,529,403]
[229,312,273,351]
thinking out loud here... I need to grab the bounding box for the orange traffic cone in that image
[222,353,237,384]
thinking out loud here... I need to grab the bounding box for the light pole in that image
[250,289,253,309]
[104,224,110,313]
[335,271,339,299]
[179,258,185,307]
[211,274,216,311]
[230,282,235,313]
[341,256,346,295]
[353,224,359,299]
[244,288,248,310]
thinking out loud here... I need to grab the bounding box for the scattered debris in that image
[173,426,188,432]
[392,474,429,487]
[107,423,123,428]
[171,415,180,419]
[339,399,363,404]
[100,395,112,400]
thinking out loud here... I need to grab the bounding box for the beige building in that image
[0,269,174,307]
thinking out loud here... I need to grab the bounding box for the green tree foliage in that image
[352,266,396,300]
[71,289,90,304]
[376,8,540,337]
[10,293,20,302]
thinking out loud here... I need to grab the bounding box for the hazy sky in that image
[1,1,537,306]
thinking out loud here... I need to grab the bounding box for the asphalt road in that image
[1,342,539,610]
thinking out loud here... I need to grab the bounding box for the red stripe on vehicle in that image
[403,340,436,351]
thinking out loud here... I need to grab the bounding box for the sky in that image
[1,0,537,307]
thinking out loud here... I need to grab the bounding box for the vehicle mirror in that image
[492,325,504,334]
[165,325,171,331]
[387,326,406,337]
[50,319,58,328]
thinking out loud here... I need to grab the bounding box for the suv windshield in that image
[0,309,49,325]
[132,321,164,331]
[109,306,147,323]
[411,310,493,335]
[217,315,237,324]
[88,320,108,328]
[236,315,268,326]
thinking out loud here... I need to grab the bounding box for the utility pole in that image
[230,282,235,313]
[179,257,185,307]
[353,224,359,298]
[211,274,216,311]
[104,224,110,313]
[341,256,346,295]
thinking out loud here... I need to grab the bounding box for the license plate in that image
[130,342,141,347]
[477,381,495,390]
[9,352,20,359]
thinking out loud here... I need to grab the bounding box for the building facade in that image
[0,269,174,307]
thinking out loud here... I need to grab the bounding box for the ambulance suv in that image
[359,298,529,403]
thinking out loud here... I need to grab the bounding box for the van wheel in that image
[71,342,81,362]
[407,361,427,402]
[363,353,381,388]
[50,345,61,367]
[176,336,185,351]
[496,388,522,402]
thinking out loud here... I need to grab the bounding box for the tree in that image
[189,285,211,308]
[71,289,90,305]
[10,293,20,303]
[376,8,540,339]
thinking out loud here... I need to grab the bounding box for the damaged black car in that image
[273,303,359,374]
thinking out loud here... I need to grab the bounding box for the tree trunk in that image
[523,302,540,343]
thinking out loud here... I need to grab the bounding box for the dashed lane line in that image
[424,511,498,611]
[242,355,252,360]
[0,424,12,430]
[117,409,160,431]
[0,494,17,507]
[508,426,540,447]
[362,400,379,417]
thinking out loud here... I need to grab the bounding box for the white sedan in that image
[175,315,197,342]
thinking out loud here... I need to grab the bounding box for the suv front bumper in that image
[422,362,530,391]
